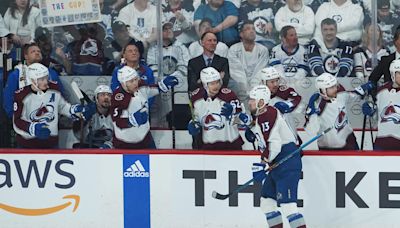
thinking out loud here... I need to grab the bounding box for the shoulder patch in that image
[279,85,288,91]
[221,88,231,94]
[115,93,124,101]
[191,88,200,96]
[15,87,24,94]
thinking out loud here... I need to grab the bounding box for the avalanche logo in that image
[380,104,400,124]
[202,113,225,130]
[80,38,98,56]
[29,104,55,122]
[334,107,348,132]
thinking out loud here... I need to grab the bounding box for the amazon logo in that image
[0,159,79,216]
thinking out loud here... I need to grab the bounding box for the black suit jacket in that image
[187,54,230,92]
[369,53,396,85]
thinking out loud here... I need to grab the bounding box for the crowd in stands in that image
[1,0,400,149]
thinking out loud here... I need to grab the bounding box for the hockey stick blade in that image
[211,127,333,200]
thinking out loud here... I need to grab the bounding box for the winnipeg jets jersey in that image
[13,82,74,148]
[308,38,353,77]
[269,44,309,88]
[374,83,400,150]
[353,48,389,80]
[251,106,297,161]
[305,85,359,149]
[191,87,244,150]
[111,83,159,148]
[162,8,196,45]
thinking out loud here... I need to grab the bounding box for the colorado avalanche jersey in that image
[111,83,159,148]
[191,87,244,150]
[13,82,73,148]
[269,44,309,87]
[74,112,114,148]
[308,38,353,77]
[374,83,400,149]
[305,85,359,149]
[251,106,297,161]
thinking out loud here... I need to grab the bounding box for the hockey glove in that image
[252,163,268,183]
[159,75,179,93]
[306,93,320,115]
[362,102,376,117]
[274,101,294,114]
[245,127,256,143]
[128,110,148,127]
[354,81,375,96]
[220,103,234,119]
[82,102,96,121]
[70,104,84,120]
[238,113,252,126]
[187,120,201,136]
[30,122,51,140]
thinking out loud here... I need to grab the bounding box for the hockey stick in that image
[71,81,85,148]
[212,127,333,200]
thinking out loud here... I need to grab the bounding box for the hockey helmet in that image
[255,67,281,84]
[249,85,271,110]
[27,63,49,81]
[117,66,139,83]
[315,73,337,94]
[95,85,112,96]
[200,66,222,90]
[390,59,400,82]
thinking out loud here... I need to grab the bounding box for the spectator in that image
[13,63,94,148]
[228,21,269,106]
[188,18,229,58]
[34,27,69,75]
[269,26,309,89]
[187,67,249,150]
[187,31,230,92]
[117,0,157,48]
[354,24,389,81]
[3,0,41,46]
[308,18,353,77]
[306,0,328,13]
[147,21,191,129]
[66,24,105,75]
[238,0,276,49]
[274,0,315,45]
[3,43,63,118]
[365,0,400,53]
[314,0,364,44]
[163,0,196,46]
[73,85,114,149]
[194,0,239,46]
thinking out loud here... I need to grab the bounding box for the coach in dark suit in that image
[187,32,230,92]
[369,27,400,85]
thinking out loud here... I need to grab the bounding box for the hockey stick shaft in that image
[212,127,332,200]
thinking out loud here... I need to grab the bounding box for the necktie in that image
[207,58,212,67]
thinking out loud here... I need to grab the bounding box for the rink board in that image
[0,150,399,228]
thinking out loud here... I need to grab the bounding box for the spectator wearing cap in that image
[34,27,69,75]
[117,0,157,49]
[147,21,191,128]
[3,0,41,46]
[162,0,196,46]
[314,0,364,44]
[365,0,400,53]
[110,41,155,107]
[188,18,229,58]
[194,0,239,46]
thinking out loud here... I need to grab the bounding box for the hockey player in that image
[308,18,353,77]
[362,60,400,150]
[245,85,306,228]
[73,85,114,149]
[251,67,302,142]
[13,63,94,148]
[111,66,178,149]
[305,73,374,150]
[187,67,250,150]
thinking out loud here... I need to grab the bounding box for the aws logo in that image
[0,159,79,216]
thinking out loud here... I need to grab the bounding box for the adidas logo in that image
[124,160,150,178]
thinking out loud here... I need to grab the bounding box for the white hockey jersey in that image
[305,85,360,149]
[191,87,244,150]
[314,1,364,42]
[111,83,159,148]
[274,4,315,45]
[188,40,229,58]
[13,82,75,148]
[374,82,400,150]
[74,112,114,148]
[162,8,196,45]
[353,47,389,80]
